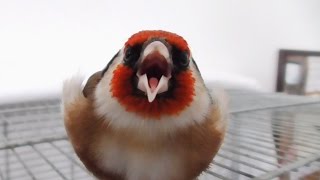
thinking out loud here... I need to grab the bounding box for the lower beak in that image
[137,74,170,102]
[136,41,171,102]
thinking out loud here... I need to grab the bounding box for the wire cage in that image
[0,89,320,180]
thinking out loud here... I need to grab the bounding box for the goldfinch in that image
[63,30,227,180]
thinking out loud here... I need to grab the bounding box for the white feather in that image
[62,73,85,110]
[96,136,184,180]
[210,86,229,132]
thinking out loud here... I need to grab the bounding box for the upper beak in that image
[136,41,172,102]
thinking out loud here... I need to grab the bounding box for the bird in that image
[62,30,227,180]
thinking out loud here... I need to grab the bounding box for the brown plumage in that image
[63,30,227,180]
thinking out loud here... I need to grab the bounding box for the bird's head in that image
[94,30,211,130]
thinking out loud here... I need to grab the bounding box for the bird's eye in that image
[172,46,189,70]
[124,46,141,66]
[125,47,133,60]
[179,52,189,67]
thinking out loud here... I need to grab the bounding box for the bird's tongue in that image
[149,77,159,91]
[137,74,169,103]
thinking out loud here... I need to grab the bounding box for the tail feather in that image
[62,74,85,108]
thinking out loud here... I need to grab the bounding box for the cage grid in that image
[0,89,320,180]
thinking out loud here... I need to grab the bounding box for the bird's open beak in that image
[136,41,172,102]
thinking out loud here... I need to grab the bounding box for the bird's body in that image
[63,30,227,180]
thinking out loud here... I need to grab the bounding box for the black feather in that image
[101,50,120,76]
[192,58,201,74]
[123,45,142,68]
[171,46,189,71]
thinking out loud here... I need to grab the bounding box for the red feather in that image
[125,30,190,56]
[110,65,195,119]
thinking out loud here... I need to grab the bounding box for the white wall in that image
[1,0,320,99]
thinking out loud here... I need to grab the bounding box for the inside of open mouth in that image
[146,68,166,91]
[139,56,169,89]
[136,53,171,102]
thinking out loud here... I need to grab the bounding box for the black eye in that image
[179,52,189,67]
[125,47,133,60]
[172,46,189,70]
[124,46,141,66]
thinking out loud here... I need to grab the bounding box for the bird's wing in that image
[83,71,102,99]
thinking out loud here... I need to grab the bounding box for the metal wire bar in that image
[230,119,320,145]
[236,114,320,133]
[211,161,255,178]
[233,125,320,147]
[0,166,4,180]
[0,111,61,121]
[217,153,268,172]
[227,138,309,165]
[234,122,320,140]
[0,158,77,176]
[204,170,232,180]
[0,136,67,150]
[30,144,68,180]
[2,119,10,180]
[226,136,312,162]
[233,113,320,131]
[230,101,320,114]
[227,129,320,152]
[225,133,309,160]
[50,142,87,172]
[0,114,61,149]
[1,117,59,131]
[220,145,279,167]
[0,133,8,144]
[0,163,35,174]
[229,123,315,148]
[0,116,62,130]
[0,121,62,140]
[33,141,90,179]
[229,126,320,154]
[222,140,296,163]
[0,104,60,115]
[226,127,319,155]
[249,107,320,116]
[11,148,36,180]
[5,163,73,180]
[232,115,320,135]
[2,172,34,180]
[253,154,320,180]
[244,112,320,123]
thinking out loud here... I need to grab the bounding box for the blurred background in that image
[0,0,320,180]
[1,0,320,101]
